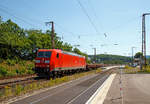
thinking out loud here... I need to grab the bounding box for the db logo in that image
[41,58,44,63]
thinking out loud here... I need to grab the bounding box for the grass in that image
[124,65,140,74]
[0,60,35,78]
[137,65,150,74]
[0,68,102,100]
[124,65,150,74]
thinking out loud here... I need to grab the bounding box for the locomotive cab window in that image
[56,53,59,58]
[37,51,52,58]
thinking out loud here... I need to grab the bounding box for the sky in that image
[0,0,150,56]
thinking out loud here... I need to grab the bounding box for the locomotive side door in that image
[56,52,62,70]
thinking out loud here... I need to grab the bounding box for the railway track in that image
[0,65,114,89]
[0,74,38,89]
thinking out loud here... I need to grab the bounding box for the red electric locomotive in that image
[35,49,86,77]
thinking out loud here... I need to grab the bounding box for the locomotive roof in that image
[38,49,62,52]
[38,49,85,58]
[62,51,85,58]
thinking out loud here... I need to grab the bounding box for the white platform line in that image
[66,75,107,104]
[86,73,116,104]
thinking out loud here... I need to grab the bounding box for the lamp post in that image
[141,13,150,70]
[93,48,96,63]
[90,45,97,63]
[131,47,136,66]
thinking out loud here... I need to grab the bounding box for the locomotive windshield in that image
[37,51,52,58]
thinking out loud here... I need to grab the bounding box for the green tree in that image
[0,19,25,59]
[0,17,89,62]
[134,52,142,58]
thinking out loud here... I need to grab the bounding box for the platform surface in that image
[104,74,150,104]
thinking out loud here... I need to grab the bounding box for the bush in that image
[14,57,20,64]
[124,65,133,69]
[15,85,23,95]
[7,71,17,77]
[27,69,34,74]
[27,64,34,70]
[4,86,12,97]
[0,66,8,77]
[15,67,27,75]
[0,74,3,78]
[19,60,26,66]
[0,90,3,98]
[0,60,35,78]
[6,59,16,66]
[27,64,35,74]
[138,66,150,73]
[0,58,3,64]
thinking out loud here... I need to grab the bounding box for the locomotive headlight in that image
[35,60,40,63]
[46,65,49,67]
[45,60,50,63]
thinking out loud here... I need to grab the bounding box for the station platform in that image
[104,74,150,104]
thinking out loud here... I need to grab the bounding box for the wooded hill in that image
[88,54,131,64]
